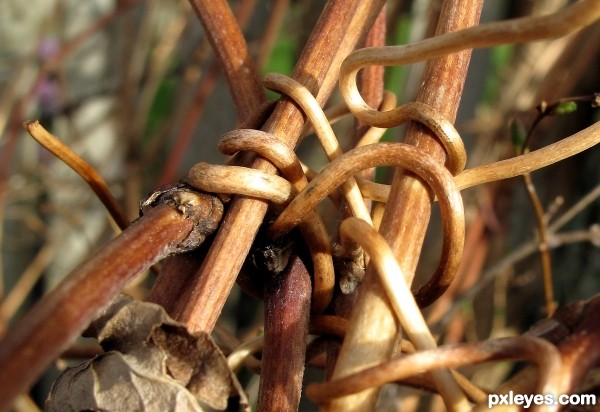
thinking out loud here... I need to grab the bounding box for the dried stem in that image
[339,217,469,410]
[308,336,563,411]
[263,73,372,225]
[159,0,258,184]
[24,121,129,230]
[357,119,600,203]
[217,130,334,313]
[459,121,600,190]
[328,1,483,410]
[549,183,600,232]
[270,143,466,306]
[187,0,266,122]
[434,227,600,333]
[0,240,57,323]
[521,171,556,316]
[0,200,212,409]
[355,4,386,136]
[341,0,600,127]
[172,0,386,333]
[518,95,600,318]
[150,0,267,320]
[256,255,311,411]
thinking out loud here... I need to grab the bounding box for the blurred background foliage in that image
[1,0,600,409]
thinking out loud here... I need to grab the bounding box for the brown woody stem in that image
[187,0,266,122]
[0,191,221,410]
[327,0,483,410]
[150,0,265,319]
[256,255,311,411]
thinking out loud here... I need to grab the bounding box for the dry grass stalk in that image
[24,121,129,230]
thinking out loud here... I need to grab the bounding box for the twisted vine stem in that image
[181,1,600,408]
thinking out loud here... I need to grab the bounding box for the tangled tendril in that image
[181,1,600,408]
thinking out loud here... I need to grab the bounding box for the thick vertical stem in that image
[328,1,483,410]
[324,3,388,379]
[354,5,387,184]
[256,256,311,412]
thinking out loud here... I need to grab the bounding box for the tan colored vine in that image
[307,336,563,410]
[339,217,469,410]
[180,1,600,409]
[24,121,129,230]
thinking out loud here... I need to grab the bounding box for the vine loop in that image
[269,143,465,307]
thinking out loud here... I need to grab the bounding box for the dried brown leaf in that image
[46,295,248,412]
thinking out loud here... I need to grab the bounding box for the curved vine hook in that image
[263,72,373,225]
[269,142,465,307]
[218,129,335,313]
[340,0,600,130]
[339,217,468,408]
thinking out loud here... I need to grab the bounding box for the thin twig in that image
[549,183,600,232]
[24,121,130,230]
[0,240,57,323]
[521,168,556,316]
[434,228,600,333]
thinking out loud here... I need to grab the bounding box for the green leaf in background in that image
[510,118,527,152]
[262,33,297,100]
[554,101,578,115]
[385,14,412,96]
[482,44,514,105]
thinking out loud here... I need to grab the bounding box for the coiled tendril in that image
[180,1,600,409]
